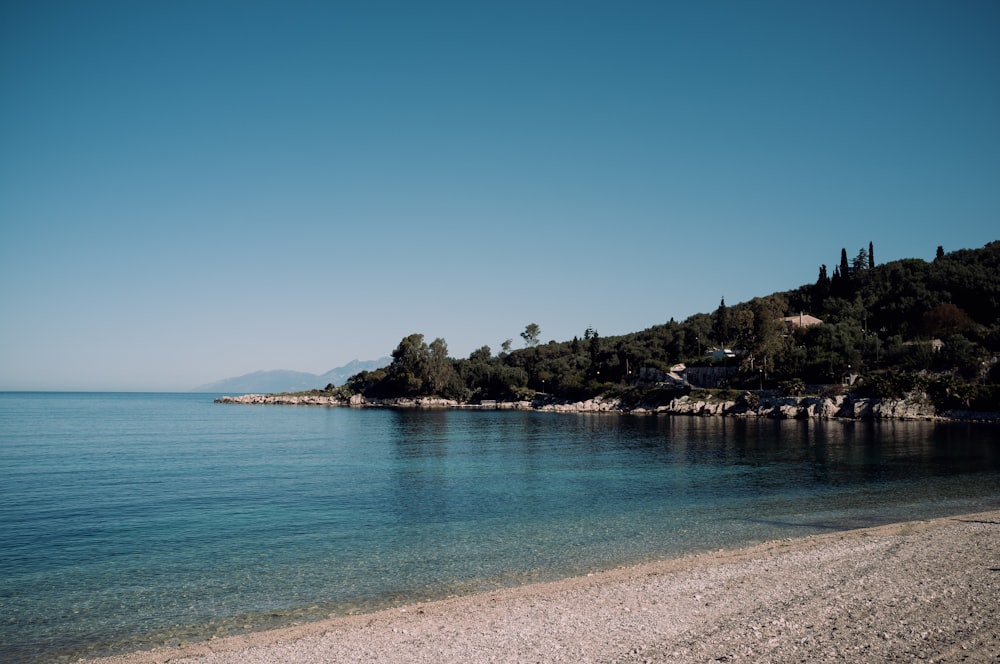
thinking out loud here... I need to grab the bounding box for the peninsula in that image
[218,242,1000,421]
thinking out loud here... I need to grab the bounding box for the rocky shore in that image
[88,510,1000,664]
[215,392,999,421]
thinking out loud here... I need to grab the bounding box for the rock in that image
[778,404,800,419]
[817,397,841,419]
[212,388,1000,422]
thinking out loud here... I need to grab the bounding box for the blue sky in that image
[2,1,998,391]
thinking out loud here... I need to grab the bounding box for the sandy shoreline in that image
[89,511,1000,663]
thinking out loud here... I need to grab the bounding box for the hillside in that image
[326,242,999,413]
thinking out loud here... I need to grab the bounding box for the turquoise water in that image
[1,392,999,663]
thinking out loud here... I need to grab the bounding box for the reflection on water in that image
[1,394,998,663]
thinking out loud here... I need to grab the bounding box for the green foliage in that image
[819,384,845,398]
[322,383,354,400]
[687,387,741,402]
[856,371,926,399]
[456,350,528,401]
[346,367,388,395]
[712,298,730,346]
[797,322,863,383]
[926,375,985,411]
[934,334,986,379]
[520,323,541,348]
[779,378,805,397]
[357,333,464,399]
[715,388,743,401]
[334,242,999,411]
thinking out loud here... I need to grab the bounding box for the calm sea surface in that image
[1,392,999,663]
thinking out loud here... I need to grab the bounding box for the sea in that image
[2,392,999,663]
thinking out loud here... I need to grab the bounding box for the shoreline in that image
[89,510,1000,663]
[214,393,1000,421]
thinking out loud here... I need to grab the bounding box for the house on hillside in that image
[781,313,823,333]
[637,365,688,388]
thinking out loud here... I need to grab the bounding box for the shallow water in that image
[1,392,998,663]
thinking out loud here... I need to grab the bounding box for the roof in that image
[782,313,823,330]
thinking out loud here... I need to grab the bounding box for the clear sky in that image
[2,1,998,391]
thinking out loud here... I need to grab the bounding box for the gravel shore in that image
[91,511,1000,663]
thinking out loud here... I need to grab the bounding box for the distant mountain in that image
[316,358,391,388]
[194,358,390,393]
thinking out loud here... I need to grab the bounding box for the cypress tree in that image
[814,264,831,311]
[817,264,829,288]
[868,241,875,269]
[831,265,843,296]
[840,247,850,278]
[713,297,730,346]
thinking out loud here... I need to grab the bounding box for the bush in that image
[737,391,760,409]
[929,379,1000,412]
[855,371,926,399]
[779,378,805,397]
[820,384,845,398]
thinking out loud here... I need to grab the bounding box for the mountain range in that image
[194,358,390,393]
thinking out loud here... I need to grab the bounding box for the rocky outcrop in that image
[533,392,943,420]
[361,397,459,408]
[215,394,346,406]
[215,394,459,408]
[216,391,992,421]
[867,397,937,420]
[659,396,737,416]
[535,397,622,413]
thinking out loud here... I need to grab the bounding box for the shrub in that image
[779,378,805,397]
[820,384,845,398]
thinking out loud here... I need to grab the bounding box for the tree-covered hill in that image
[335,242,1000,411]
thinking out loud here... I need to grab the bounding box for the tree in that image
[458,346,504,400]
[713,297,730,346]
[840,247,850,279]
[852,247,869,273]
[469,345,491,362]
[817,264,829,289]
[521,323,541,348]
[747,295,787,374]
[831,265,843,296]
[387,333,431,395]
[935,334,984,380]
[923,304,974,338]
[868,241,875,270]
[814,264,831,310]
[426,337,456,395]
[936,245,945,261]
[801,322,863,383]
[589,329,601,363]
[683,313,713,358]
[732,307,756,349]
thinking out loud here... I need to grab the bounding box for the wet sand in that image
[90,511,1000,663]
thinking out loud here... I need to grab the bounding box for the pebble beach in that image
[89,510,1000,664]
